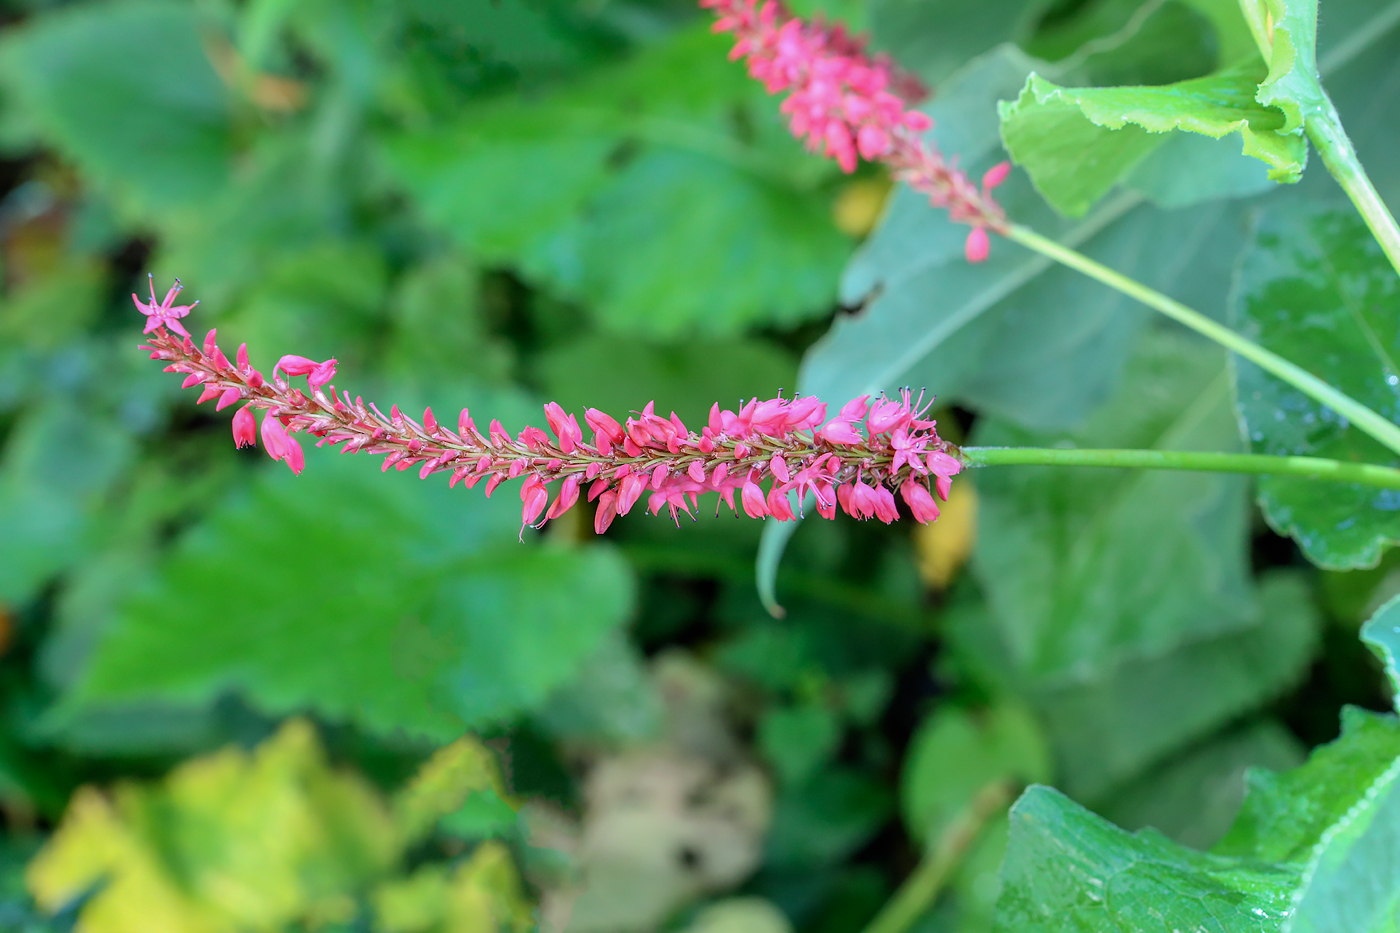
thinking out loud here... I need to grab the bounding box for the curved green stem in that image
[1004,223,1400,459]
[1306,97,1400,279]
[960,446,1400,488]
[861,783,1015,933]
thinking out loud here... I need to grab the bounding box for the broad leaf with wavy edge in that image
[1231,201,1400,569]
[1000,59,1304,217]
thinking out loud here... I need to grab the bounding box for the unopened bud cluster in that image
[702,0,1011,261]
[138,282,961,532]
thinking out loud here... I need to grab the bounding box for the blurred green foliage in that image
[0,0,1397,930]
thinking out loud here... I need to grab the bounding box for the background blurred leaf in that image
[0,400,134,606]
[384,26,849,336]
[899,702,1049,846]
[27,719,399,932]
[963,332,1319,797]
[66,449,635,741]
[1232,200,1400,570]
[0,2,232,209]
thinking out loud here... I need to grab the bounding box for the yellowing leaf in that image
[374,842,533,933]
[393,737,514,846]
[27,719,398,933]
[915,479,978,589]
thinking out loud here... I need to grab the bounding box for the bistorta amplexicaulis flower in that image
[137,283,961,534]
[702,0,1011,261]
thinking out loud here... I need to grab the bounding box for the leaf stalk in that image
[860,782,1015,933]
[1306,97,1400,280]
[961,445,1400,488]
[1004,223,1400,459]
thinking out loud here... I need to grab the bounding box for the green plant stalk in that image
[1005,223,1400,459]
[861,783,1015,933]
[1307,97,1400,279]
[961,446,1400,488]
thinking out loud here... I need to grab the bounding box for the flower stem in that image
[1004,223,1400,459]
[1306,97,1400,280]
[861,782,1015,933]
[960,446,1400,488]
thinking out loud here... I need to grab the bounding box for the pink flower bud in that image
[308,359,337,390]
[856,124,890,159]
[741,480,769,518]
[261,412,290,460]
[982,161,1012,191]
[547,475,581,520]
[595,491,619,533]
[901,481,941,522]
[216,387,242,411]
[819,420,862,444]
[767,486,795,521]
[837,395,870,421]
[232,407,257,448]
[965,227,990,263]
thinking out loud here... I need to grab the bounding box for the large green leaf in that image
[997,785,1302,931]
[65,447,635,741]
[382,25,849,336]
[0,1,232,208]
[961,332,1319,797]
[999,60,1304,217]
[1231,201,1400,569]
[972,332,1250,678]
[755,45,1270,612]
[994,600,1400,932]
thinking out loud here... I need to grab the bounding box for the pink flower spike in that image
[232,407,257,448]
[965,227,991,263]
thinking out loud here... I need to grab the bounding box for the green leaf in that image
[1231,201,1400,570]
[963,332,1320,796]
[755,44,1261,612]
[382,26,849,336]
[0,1,232,208]
[1095,720,1303,850]
[67,448,635,741]
[972,331,1250,679]
[999,60,1304,217]
[867,0,1045,84]
[1252,0,1326,135]
[1363,595,1400,701]
[995,599,1400,933]
[0,400,134,606]
[760,703,843,786]
[997,785,1302,932]
[900,702,1050,846]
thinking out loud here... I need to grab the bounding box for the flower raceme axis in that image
[136,284,961,533]
[703,0,1011,261]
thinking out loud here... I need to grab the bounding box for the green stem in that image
[861,783,1015,933]
[960,446,1400,488]
[1306,97,1400,279]
[1004,223,1400,459]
